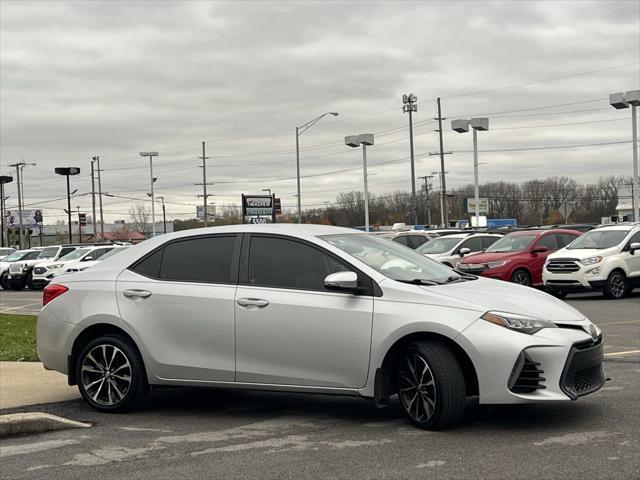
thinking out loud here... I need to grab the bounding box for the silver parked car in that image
[37,225,604,429]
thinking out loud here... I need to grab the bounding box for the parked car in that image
[373,230,438,249]
[0,249,43,290]
[416,233,502,268]
[31,245,117,289]
[37,224,604,429]
[457,229,582,287]
[59,245,130,273]
[0,247,16,261]
[543,223,640,299]
[6,244,83,290]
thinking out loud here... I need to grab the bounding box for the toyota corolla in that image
[37,224,605,429]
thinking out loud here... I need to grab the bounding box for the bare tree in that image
[128,202,151,235]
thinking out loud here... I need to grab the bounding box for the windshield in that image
[416,237,460,255]
[4,251,31,262]
[567,230,628,250]
[0,248,15,256]
[486,234,536,253]
[59,248,91,261]
[39,247,59,259]
[98,247,128,260]
[322,233,459,283]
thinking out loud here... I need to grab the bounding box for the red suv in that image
[457,229,582,287]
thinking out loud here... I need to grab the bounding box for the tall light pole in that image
[139,151,159,237]
[157,196,167,234]
[402,94,418,226]
[296,112,339,223]
[0,175,12,248]
[452,118,489,227]
[609,90,639,222]
[345,134,374,232]
[90,157,97,238]
[54,167,81,244]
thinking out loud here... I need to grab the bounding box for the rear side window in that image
[482,236,499,249]
[25,251,42,260]
[59,247,75,257]
[536,234,558,250]
[160,236,236,283]
[131,249,163,278]
[392,236,409,247]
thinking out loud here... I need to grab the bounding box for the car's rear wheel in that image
[604,271,627,299]
[510,269,531,286]
[76,334,148,412]
[397,341,466,430]
[0,272,8,290]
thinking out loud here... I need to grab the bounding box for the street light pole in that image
[90,158,97,238]
[54,167,81,244]
[140,152,159,237]
[296,112,339,223]
[157,196,167,234]
[609,90,640,222]
[402,94,418,226]
[346,134,374,232]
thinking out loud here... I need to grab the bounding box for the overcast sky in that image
[1,0,639,223]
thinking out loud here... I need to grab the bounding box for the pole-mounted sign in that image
[241,194,278,223]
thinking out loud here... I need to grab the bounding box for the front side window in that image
[4,251,30,262]
[415,237,460,255]
[82,248,113,261]
[482,236,500,249]
[323,233,458,284]
[558,233,579,248]
[248,236,348,291]
[486,234,537,253]
[60,248,91,261]
[160,235,236,283]
[536,234,558,250]
[459,237,483,252]
[567,230,629,250]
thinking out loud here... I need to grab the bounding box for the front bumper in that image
[457,318,605,404]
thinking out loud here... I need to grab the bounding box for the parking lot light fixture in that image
[609,91,639,221]
[54,167,81,244]
[345,134,374,232]
[139,151,159,237]
[452,118,489,226]
[296,112,339,223]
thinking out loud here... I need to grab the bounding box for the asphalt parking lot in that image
[1,290,639,480]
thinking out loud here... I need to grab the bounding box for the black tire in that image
[604,270,627,300]
[0,272,8,290]
[25,272,33,290]
[397,340,466,430]
[510,269,531,287]
[76,334,148,412]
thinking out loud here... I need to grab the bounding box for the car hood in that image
[548,246,618,260]
[459,251,522,264]
[383,276,585,322]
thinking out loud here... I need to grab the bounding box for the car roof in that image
[162,223,360,238]
[593,224,637,232]
[506,229,581,237]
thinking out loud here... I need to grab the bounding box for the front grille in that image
[33,267,46,275]
[458,263,486,274]
[560,337,605,399]
[9,264,22,273]
[546,258,580,273]
[509,352,546,394]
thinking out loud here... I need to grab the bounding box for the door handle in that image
[123,289,152,299]
[236,298,270,308]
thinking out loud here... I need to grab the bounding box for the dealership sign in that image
[242,195,274,216]
[6,209,44,227]
[464,198,489,214]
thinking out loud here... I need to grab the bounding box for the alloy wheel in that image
[398,352,437,423]
[512,271,530,286]
[609,273,625,298]
[81,344,132,406]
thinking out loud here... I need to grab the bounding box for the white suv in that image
[31,245,116,289]
[543,224,640,299]
[415,233,502,268]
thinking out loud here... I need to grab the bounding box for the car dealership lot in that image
[1,290,639,480]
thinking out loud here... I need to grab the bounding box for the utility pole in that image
[94,156,104,238]
[9,162,26,249]
[419,175,434,227]
[0,175,12,248]
[435,98,449,226]
[196,141,212,226]
[90,157,97,238]
[431,170,449,228]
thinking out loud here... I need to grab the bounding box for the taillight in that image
[43,284,69,306]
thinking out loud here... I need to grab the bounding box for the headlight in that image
[585,267,601,275]
[579,256,602,266]
[47,263,64,269]
[481,311,557,335]
[486,259,509,269]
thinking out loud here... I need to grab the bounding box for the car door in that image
[530,234,559,284]
[234,234,374,388]
[115,234,241,382]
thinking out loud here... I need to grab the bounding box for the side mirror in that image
[630,242,640,255]
[532,246,549,254]
[324,271,358,291]
[83,256,94,262]
[459,247,471,257]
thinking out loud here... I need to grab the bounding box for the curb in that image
[0,413,91,438]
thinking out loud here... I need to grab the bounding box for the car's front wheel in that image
[604,270,627,299]
[76,334,148,412]
[510,269,531,286]
[397,341,466,430]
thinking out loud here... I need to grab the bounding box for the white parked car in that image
[61,245,130,273]
[31,245,117,289]
[38,225,605,429]
[0,249,43,290]
[0,247,16,261]
[415,233,502,268]
[543,223,640,299]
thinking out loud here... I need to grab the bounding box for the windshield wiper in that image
[396,278,443,286]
